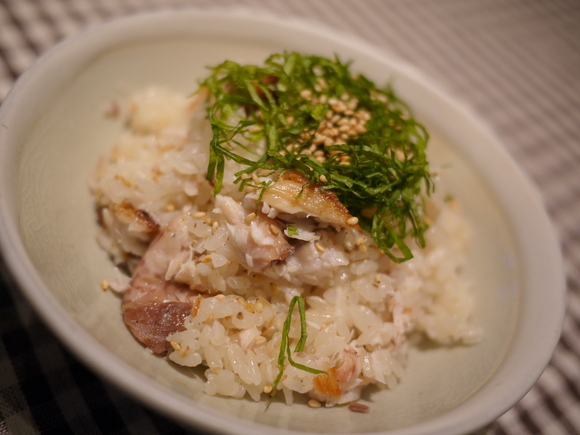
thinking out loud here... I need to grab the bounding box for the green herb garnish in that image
[200,51,432,262]
[286,224,300,237]
[267,296,325,408]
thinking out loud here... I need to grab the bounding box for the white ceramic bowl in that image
[0,9,565,435]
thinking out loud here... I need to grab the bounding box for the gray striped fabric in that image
[1,0,579,434]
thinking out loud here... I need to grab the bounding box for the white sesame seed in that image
[315,243,326,253]
[308,399,322,408]
[313,134,326,145]
[193,211,207,219]
[355,124,367,134]
[254,336,267,346]
[245,213,256,224]
[347,217,359,226]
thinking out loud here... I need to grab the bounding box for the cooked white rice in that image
[92,86,482,407]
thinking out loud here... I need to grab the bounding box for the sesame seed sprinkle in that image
[245,213,256,224]
[308,399,322,408]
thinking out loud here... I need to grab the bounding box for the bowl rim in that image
[0,7,566,435]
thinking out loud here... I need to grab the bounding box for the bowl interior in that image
[0,10,563,435]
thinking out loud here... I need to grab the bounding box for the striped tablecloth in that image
[1,1,579,433]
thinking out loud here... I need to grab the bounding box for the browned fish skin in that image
[121,212,197,354]
[262,171,362,231]
[123,296,191,354]
[114,202,159,233]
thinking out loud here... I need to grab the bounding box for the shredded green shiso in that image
[200,51,432,263]
[266,296,326,408]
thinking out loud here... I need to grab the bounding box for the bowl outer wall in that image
[0,8,566,435]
